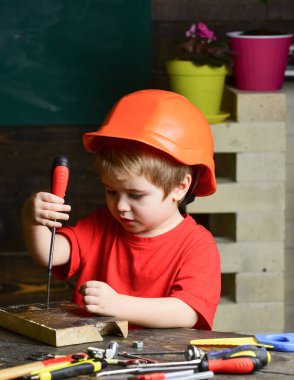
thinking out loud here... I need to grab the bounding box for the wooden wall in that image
[1,0,294,308]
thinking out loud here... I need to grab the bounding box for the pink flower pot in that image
[227,32,293,91]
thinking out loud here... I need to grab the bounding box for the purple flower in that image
[196,22,215,40]
[177,21,232,67]
[185,23,197,38]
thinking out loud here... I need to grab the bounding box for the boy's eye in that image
[129,193,144,200]
[105,189,116,196]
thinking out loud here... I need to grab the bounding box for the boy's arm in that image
[117,295,198,328]
[21,192,71,267]
[79,281,197,328]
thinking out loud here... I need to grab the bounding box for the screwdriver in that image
[25,359,106,380]
[46,155,70,309]
[0,353,86,380]
[206,344,271,366]
[200,356,264,374]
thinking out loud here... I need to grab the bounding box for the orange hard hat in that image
[83,89,216,196]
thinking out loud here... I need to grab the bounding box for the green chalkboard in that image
[0,0,151,126]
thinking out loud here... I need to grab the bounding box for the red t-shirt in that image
[54,208,221,330]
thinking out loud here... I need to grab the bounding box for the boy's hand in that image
[79,281,120,317]
[22,191,71,229]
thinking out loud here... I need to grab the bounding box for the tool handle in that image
[51,155,69,198]
[38,361,103,380]
[202,357,263,374]
[207,345,271,365]
[0,354,87,380]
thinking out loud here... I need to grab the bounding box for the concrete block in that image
[285,304,294,332]
[285,248,294,301]
[285,192,294,220]
[236,153,285,182]
[286,164,294,192]
[284,82,294,131]
[223,86,287,121]
[217,240,284,273]
[286,221,294,248]
[214,301,284,333]
[211,122,285,153]
[236,272,284,303]
[286,135,294,163]
[236,211,285,242]
[187,182,285,213]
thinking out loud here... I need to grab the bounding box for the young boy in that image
[22,89,221,330]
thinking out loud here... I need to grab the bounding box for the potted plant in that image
[166,22,233,123]
[227,0,293,91]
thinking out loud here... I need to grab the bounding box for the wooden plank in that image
[0,301,128,347]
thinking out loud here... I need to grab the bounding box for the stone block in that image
[286,191,294,220]
[211,121,285,153]
[187,182,285,213]
[214,301,284,334]
[223,86,287,121]
[286,135,294,163]
[286,164,294,192]
[285,248,294,300]
[236,153,285,182]
[286,221,294,248]
[285,304,294,332]
[236,211,285,242]
[236,272,284,303]
[217,240,284,273]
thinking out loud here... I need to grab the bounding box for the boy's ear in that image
[173,174,192,202]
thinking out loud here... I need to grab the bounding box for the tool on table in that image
[97,363,201,378]
[88,341,119,360]
[0,353,87,380]
[119,352,159,364]
[130,371,214,380]
[126,345,205,361]
[199,356,264,374]
[46,155,70,309]
[205,344,271,366]
[190,336,273,349]
[23,356,88,379]
[255,333,294,352]
[97,354,264,377]
[23,359,106,380]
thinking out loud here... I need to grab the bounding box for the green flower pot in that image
[166,60,228,122]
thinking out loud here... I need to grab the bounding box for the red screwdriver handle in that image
[202,357,263,374]
[51,155,70,198]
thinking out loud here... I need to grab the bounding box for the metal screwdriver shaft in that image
[46,225,56,309]
[46,155,70,309]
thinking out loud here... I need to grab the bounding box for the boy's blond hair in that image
[94,138,193,200]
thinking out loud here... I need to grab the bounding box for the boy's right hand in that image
[22,191,71,229]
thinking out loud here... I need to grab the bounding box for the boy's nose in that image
[117,196,130,212]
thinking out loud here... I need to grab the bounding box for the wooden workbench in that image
[0,327,293,379]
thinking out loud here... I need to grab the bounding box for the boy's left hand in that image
[78,281,120,317]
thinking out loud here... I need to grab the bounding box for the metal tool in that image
[105,341,119,359]
[87,341,119,361]
[118,352,159,364]
[127,345,205,361]
[131,371,214,380]
[46,155,70,309]
[97,363,201,377]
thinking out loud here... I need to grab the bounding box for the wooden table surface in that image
[0,326,293,380]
